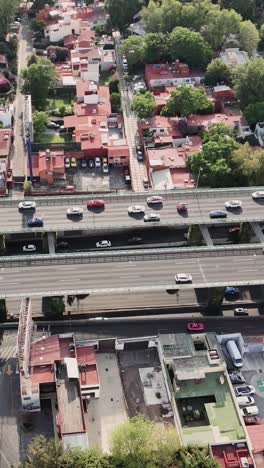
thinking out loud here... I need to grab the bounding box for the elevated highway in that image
[1,187,264,234]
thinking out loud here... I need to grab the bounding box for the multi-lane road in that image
[1,188,264,233]
[1,248,264,298]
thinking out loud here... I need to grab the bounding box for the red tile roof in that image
[247,425,264,453]
[210,442,254,468]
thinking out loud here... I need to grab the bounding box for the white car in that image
[96,240,111,248]
[103,163,109,173]
[95,157,101,167]
[241,406,259,417]
[236,396,255,407]
[235,385,255,397]
[225,200,242,209]
[18,201,36,210]
[147,196,163,205]
[144,214,160,222]
[175,273,192,283]
[67,207,83,216]
[64,158,71,169]
[128,205,145,215]
[23,244,36,252]
[252,191,264,200]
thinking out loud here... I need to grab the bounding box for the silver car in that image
[252,191,264,200]
[144,214,160,222]
[18,201,36,210]
[23,244,36,252]
[128,205,145,215]
[235,385,255,396]
[175,273,192,283]
[67,207,83,217]
[96,240,111,248]
[225,200,242,209]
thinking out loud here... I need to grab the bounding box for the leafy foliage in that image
[120,36,145,68]
[105,0,142,31]
[243,102,264,125]
[144,32,170,63]
[234,58,264,109]
[33,111,49,136]
[0,0,19,38]
[204,58,233,86]
[238,20,259,56]
[202,8,242,50]
[231,143,264,186]
[170,27,212,68]
[31,19,44,33]
[110,92,121,112]
[131,91,155,119]
[161,85,213,117]
[22,58,56,110]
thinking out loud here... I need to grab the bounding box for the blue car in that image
[226,287,240,295]
[27,217,43,227]
[210,210,227,219]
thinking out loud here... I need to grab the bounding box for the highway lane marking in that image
[119,275,141,278]
[59,279,81,282]
[116,264,136,268]
[198,262,207,282]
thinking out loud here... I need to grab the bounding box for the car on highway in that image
[127,236,143,244]
[241,406,259,417]
[23,244,36,252]
[175,273,192,283]
[226,286,240,296]
[176,203,188,213]
[96,240,111,248]
[27,217,43,227]
[70,157,77,168]
[225,200,242,209]
[244,416,262,425]
[186,322,205,332]
[229,372,245,384]
[57,241,69,249]
[144,213,160,222]
[229,226,240,234]
[234,308,248,316]
[209,210,227,219]
[147,196,163,205]
[235,385,255,396]
[18,201,36,210]
[236,396,255,407]
[87,199,105,208]
[252,191,264,200]
[64,157,71,169]
[128,205,145,215]
[67,207,83,217]
[81,159,87,169]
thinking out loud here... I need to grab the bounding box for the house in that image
[254,122,264,147]
[30,149,65,185]
[0,104,14,128]
[75,82,111,116]
[145,61,204,90]
[127,20,146,36]
[210,442,255,468]
[220,48,249,67]
[212,85,235,101]
[0,129,11,158]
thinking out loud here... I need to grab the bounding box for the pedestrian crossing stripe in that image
[0,346,17,361]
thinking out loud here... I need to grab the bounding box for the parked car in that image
[96,240,111,248]
[70,157,77,168]
[64,157,71,169]
[81,159,87,168]
[66,207,83,217]
[235,385,255,396]
[176,203,188,213]
[186,322,205,332]
[234,308,248,316]
[147,195,163,205]
[241,406,259,417]
[88,159,95,168]
[127,236,143,244]
[128,205,145,215]
[209,210,227,219]
[27,217,43,227]
[95,157,101,167]
[225,200,242,209]
[236,396,255,407]
[46,121,60,129]
[175,273,192,283]
[244,417,262,425]
[144,213,160,222]
[23,244,36,252]
[229,372,245,384]
[103,163,109,173]
[137,150,144,161]
[252,191,264,200]
[87,199,105,208]
[18,201,36,210]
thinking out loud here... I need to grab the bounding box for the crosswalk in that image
[0,345,17,363]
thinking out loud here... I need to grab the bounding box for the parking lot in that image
[70,163,129,192]
[241,348,264,420]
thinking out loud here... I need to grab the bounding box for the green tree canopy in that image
[204,58,233,86]
[22,58,56,110]
[161,85,213,117]
[143,33,170,63]
[238,20,259,56]
[31,19,44,33]
[105,0,142,31]
[0,0,19,38]
[244,101,264,125]
[170,27,212,68]
[231,142,264,186]
[120,36,145,68]
[33,111,49,137]
[234,57,264,109]
[110,92,121,112]
[221,0,256,21]
[131,91,155,119]
[202,8,242,50]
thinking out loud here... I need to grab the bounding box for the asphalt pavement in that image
[1,189,264,233]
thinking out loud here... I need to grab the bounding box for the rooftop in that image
[220,48,249,67]
[145,62,204,88]
[210,442,254,468]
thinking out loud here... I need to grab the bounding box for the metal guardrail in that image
[0,244,262,268]
[0,186,263,208]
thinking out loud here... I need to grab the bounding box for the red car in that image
[87,199,105,208]
[186,322,205,332]
[176,203,188,213]
[244,417,262,425]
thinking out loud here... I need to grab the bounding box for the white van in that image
[241,406,259,417]
[226,340,243,368]
[236,396,255,407]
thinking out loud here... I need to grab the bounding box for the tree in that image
[110,92,121,112]
[22,58,56,110]
[175,446,219,467]
[31,19,44,33]
[180,0,217,31]
[47,46,69,63]
[110,416,180,468]
[205,58,233,86]
[131,91,155,119]
[27,54,38,66]
[33,111,48,137]
[23,180,32,194]
[221,0,256,21]
[105,0,141,31]
[187,225,203,245]
[0,0,19,38]
[232,142,264,185]
[203,8,242,50]
[120,36,145,68]
[0,233,5,255]
[141,0,163,33]
[188,124,239,187]
[170,27,212,68]
[239,20,259,56]
[159,0,182,33]
[244,102,264,125]
[161,85,213,117]
[20,436,65,468]
[42,296,65,318]
[260,24,264,50]
[109,76,119,94]
[144,33,170,63]
[234,58,264,109]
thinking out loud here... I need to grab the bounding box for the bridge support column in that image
[47,232,56,254]
[206,287,225,315]
[199,225,214,247]
[250,222,264,244]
